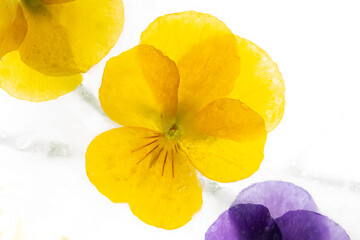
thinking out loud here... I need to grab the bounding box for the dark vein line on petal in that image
[174,144,178,153]
[162,151,168,176]
[144,134,164,139]
[171,149,175,178]
[136,145,159,165]
[150,146,164,168]
[132,139,158,152]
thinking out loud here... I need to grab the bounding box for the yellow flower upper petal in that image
[228,37,285,132]
[0,0,27,58]
[0,0,16,37]
[140,11,232,63]
[40,0,75,4]
[140,11,240,116]
[100,44,180,131]
[181,98,267,182]
[86,127,202,229]
[176,35,240,117]
[18,0,124,76]
[0,51,82,101]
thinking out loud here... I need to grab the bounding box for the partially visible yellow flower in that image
[86,11,285,229]
[0,0,124,101]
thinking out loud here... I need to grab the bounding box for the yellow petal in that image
[0,1,27,58]
[40,0,75,4]
[100,44,180,131]
[176,35,240,117]
[0,0,16,36]
[0,51,82,101]
[86,127,202,229]
[228,37,285,132]
[181,98,267,182]
[18,0,124,76]
[141,11,240,116]
[140,11,232,64]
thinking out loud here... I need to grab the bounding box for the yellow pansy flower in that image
[86,11,285,229]
[0,0,124,101]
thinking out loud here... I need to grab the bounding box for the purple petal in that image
[232,181,318,218]
[205,210,242,240]
[229,204,282,240]
[205,204,282,240]
[275,210,350,240]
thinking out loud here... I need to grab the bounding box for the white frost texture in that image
[1,0,360,239]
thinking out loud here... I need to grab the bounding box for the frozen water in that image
[1,0,360,239]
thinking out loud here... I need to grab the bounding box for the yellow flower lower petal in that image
[100,45,180,131]
[19,0,124,76]
[130,143,202,230]
[228,37,285,132]
[140,11,240,116]
[0,1,27,58]
[86,127,156,204]
[181,98,267,182]
[0,51,82,101]
[183,98,267,142]
[181,136,265,183]
[86,127,202,229]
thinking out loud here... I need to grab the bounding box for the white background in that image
[1,0,360,239]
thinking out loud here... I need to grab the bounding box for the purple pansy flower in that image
[205,181,350,240]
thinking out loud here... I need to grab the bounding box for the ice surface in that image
[1,0,360,239]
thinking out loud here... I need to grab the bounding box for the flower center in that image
[21,0,39,6]
[130,125,187,178]
[20,0,43,11]
[21,0,75,8]
[165,124,180,140]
